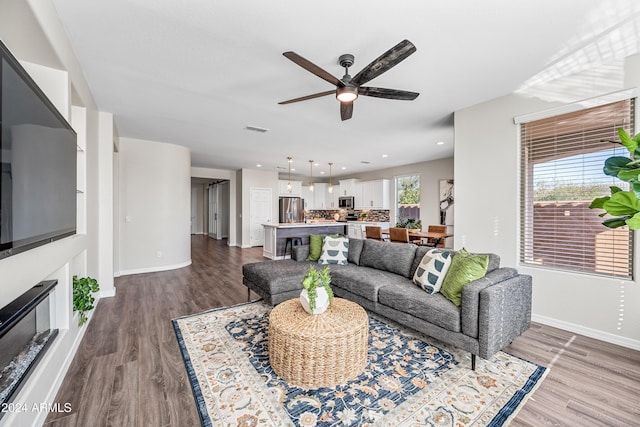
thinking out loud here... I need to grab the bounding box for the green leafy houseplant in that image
[301,265,334,312]
[73,275,100,326]
[396,216,422,229]
[589,128,640,229]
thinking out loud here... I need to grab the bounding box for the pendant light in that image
[308,160,314,192]
[287,157,292,193]
[328,162,333,194]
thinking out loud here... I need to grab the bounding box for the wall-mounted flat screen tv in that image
[0,40,77,260]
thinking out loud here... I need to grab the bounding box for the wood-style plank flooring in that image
[45,235,640,426]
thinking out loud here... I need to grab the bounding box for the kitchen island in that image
[262,222,347,260]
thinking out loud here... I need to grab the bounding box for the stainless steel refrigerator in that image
[279,197,304,223]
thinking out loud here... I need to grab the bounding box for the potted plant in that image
[299,265,334,314]
[73,275,100,326]
[590,128,640,228]
[396,216,422,229]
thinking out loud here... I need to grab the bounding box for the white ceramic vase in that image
[300,287,330,315]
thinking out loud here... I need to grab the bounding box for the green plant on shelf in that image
[73,275,100,326]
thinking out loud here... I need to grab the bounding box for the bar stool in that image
[283,236,303,259]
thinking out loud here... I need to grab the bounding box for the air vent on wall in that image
[245,125,269,133]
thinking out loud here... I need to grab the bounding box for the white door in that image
[208,184,218,239]
[250,187,272,246]
[191,187,197,234]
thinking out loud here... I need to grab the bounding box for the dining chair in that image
[388,227,410,243]
[365,226,384,240]
[424,225,447,248]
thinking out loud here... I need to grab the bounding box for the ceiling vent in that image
[245,125,269,133]
[360,160,371,164]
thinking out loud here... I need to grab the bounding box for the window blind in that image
[520,98,635,278]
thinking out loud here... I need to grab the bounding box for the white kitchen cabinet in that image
[358,179,390,209]
[327,186,339,209]
[301,185,313,210]
[278,180,302,196]
[339,179,360,197]
[313,183,328,209]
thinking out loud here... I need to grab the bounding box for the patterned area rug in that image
[172,301,546,426]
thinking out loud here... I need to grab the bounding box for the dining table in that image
[381,229,453,246]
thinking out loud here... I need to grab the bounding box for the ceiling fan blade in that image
[278,90,335,105]
[283,52,344,87]
[358,87,419,100]
[340,102,353,121]
[351,40,417,86]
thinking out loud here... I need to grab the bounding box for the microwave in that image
[338,196,354,209]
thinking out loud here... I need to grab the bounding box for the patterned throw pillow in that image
[412,248,453,294]
[318,236,349,265]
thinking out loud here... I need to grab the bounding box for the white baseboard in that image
[532,314,640,351]
[119,259,192,276]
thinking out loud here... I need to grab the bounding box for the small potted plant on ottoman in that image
[300,265,334,314]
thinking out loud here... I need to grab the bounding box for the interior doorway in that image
[191,178,229,240]
[208,180,229,239]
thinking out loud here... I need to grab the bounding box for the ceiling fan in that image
[278,39,419,121]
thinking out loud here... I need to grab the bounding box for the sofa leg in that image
[471,354,476,371]
[247,288,251,302]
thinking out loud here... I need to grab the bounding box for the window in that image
[396,175,420,226]
[520,98,635,277]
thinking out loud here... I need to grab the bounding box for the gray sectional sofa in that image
[242,238,532,369]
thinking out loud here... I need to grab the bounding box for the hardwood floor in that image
[45,236,640,426]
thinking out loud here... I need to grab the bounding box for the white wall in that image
[454,55,640,349]
[240,168,279,248]
[118,138,191,275]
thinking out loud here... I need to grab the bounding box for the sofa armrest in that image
[292,245,310,261]
[477,274,532,359]
[461,268,519,338]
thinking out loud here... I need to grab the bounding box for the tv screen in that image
[0,41,77,260]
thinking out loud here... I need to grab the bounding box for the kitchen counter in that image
[263,222,344,228]
[262,222,346,259]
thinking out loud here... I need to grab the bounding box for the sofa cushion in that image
[412,248,453,294]
[242,260,310,295]
[348,238,364,265]
[359,239,418,278]
[378,282,461,332]
[410,246,430,277]
[330,265,412,302]
[440,248,489,306]
[306,234,323,261]
[318,235,349,265]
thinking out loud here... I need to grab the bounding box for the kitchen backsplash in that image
[305,209,390,222]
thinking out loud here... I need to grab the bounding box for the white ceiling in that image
[51,0,640,178]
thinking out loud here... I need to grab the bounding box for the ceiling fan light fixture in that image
[336,86,358,103]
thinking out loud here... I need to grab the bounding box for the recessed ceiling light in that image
[436,141,445,145]
[381,154,388,158]
[320,171,325,175]
[291,168,296,172]
[314,162,319,166]
[256,164,262,167]
[341,166,347,170]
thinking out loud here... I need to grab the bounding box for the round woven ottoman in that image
[268,298,369,389]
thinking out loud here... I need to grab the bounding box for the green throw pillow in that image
[440,248,489,307]
[306,234,323,261]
